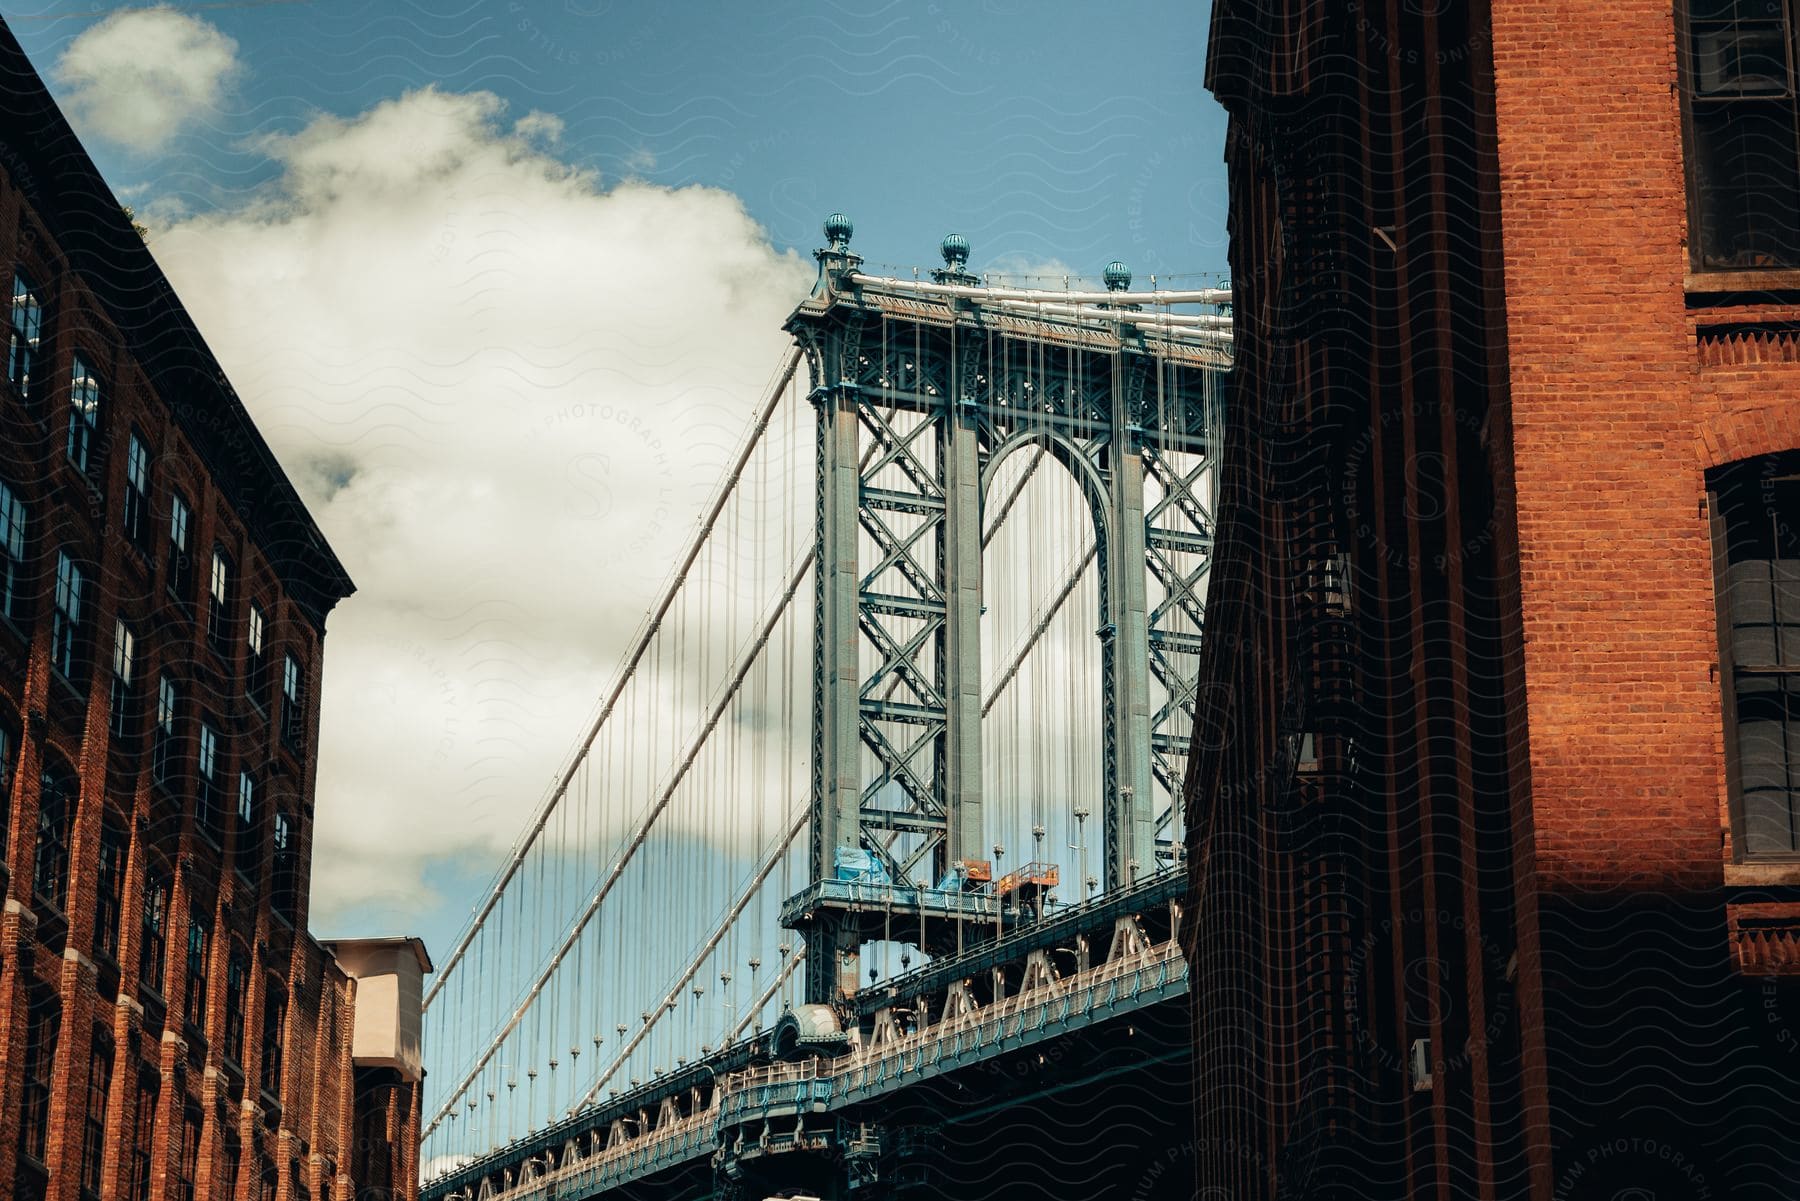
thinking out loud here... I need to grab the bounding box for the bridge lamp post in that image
[1073,806,1091,900]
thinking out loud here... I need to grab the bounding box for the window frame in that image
[33,760,76,913]
[184,907,210,1035]
[96,818,128,962]
[1709,451,1800,859]
[140,870,169,997]
[167,489,193,604]
[152,675,178,790]
[1677,0,1800,274]
[280,652,305,754]
[207,546,232,653]
[0,478,25,627]
[8,268,44,401]
[109,618,137,744]
[51,549,85,684]
[66,351,101,476]
[82,1031,113,1198]
[195,720,220,844]
[259,983,286,1098]
[123,431,152,553]
[18,985,60,1165]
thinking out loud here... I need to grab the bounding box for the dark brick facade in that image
[0,18,420,1201]
[1190,0,1800,1197]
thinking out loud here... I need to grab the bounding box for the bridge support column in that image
[943,369,984,867]
[1104,363,1156,890]
[809,381,865,1003]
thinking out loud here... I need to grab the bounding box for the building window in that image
[51,551,84,682]
[167,490,193,602]
[224,945,249,1063]
[260,985,286,1097]
[258,1164,277,1201]
[236,771,257,883]
[19,985,59,1164]
[123,432,152,552]
[0,479,24,625]
[67,353,100,474]
[34,759,75,912]
[1680,1,1800,269]
[1712,451,1800,855]
[8,270,42,399]
[153,676,178,788]
[196,722,220,842]
[208,547,231,651]
[176,1108,201,1201]
[140,871,168,996]
[246,603,267,708]
[129,1074,157,1201]
[223,1130,244,1201]
[291,1158,311,1201]
[280,653,304,753]
[271,811,296,924]
[222,1133,242,1201]
[96,818,128,961]
[184,908,210,1034]
[82,1033,113,1197]
[109,619,137,744]
[237,768,255,828]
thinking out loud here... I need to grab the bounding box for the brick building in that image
[0,20,426,1201]
[1188,0,1800,1197]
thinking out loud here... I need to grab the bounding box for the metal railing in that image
[471,939,1186,1201]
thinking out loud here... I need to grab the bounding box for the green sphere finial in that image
[824,213,854,250]
[941,233,970,269]
[1104,261,1132,292]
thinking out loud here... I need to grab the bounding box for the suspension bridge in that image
[417,217,1230,1201]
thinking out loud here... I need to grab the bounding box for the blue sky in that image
[3,2,1231,1076]
[9,0,1230,281]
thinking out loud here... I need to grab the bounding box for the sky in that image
[4,0,1232,979]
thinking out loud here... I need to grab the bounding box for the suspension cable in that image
[425,349,803,1010]
[424,550,816,1136]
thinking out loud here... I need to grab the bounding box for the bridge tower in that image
[781,216,1226,1004]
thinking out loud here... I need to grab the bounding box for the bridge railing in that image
[448,939,1187,1201]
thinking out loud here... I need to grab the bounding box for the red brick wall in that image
[1487,0,1730,894]
[0,158,379,1201]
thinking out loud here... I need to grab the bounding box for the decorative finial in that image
[824,212,854,251]
[941,233,970,269]
[1104,261,1132,292]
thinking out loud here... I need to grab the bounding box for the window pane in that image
[1690,101,1800,269]
[1738,674,1800,852]
[9,271,41,397]
[67,354,100,473]
[0,480,23,622]
[1692,21,1791,96]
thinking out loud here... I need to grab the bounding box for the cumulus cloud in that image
[55,7,241,152]
[148,87,811,924]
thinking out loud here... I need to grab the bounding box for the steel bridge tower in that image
[781,216,1225,1003]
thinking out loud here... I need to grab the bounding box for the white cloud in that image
[55,7,241,153]
[147,87,811,924]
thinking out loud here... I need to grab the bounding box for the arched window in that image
[33,757,76,912]
[1710,449,1800,856]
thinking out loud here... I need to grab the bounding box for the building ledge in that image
[1727,902,1800,976]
